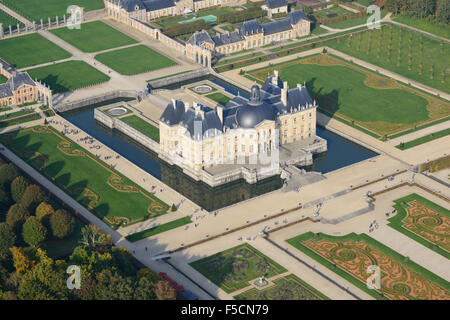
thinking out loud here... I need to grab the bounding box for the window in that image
[250,145,253,153]
[241,145,245,152]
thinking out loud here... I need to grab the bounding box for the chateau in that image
[159,70,318,173]
[186,9,310,59]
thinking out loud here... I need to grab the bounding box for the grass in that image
[286,232,450,300]
[49,21,138,53]
[1,0,105,22]
[314,5,356,22]
[102,105,132,117]
[156,7,234,27]
[395,128,450,150]
[311,26,329,35]
[0,109,34,120]
[234,274,329,300]
[190,243,287,293]
[325,24,450,93]
[125,216,192,242]
[0,126,169,228]
[248,54,449,137]
[393,15,450,39]
[188,84,217,95]
[389,194,450,259]
[216,52,264,66]
[95,45,177,75]
[0,33,71,68]
[206,92,231,106]
[120,115,159,143]
[0,113,40,127]
[28,60,110,93]
[44,219,84,258]
[0,8,23,30]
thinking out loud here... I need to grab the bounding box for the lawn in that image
[125,216,192,242]
[311,26,328,36]
[325,24,450,93]
[49,21,138,53]
[0,126,169,228]
[0,33,71,68]
[0,113,40,128]
[234,274,329,300]
[95,45,177,75]
[393,15,450,39]
[206,92,231,106]
[1,0,104,22]
[155,7,234,27]
[286,232,450,300]
[28,60,110,93]
[0,9,23,30]
[389,194,450,259]
[0,109,34,120]
[314,5,356,22]
[190,243,287,293]
[396,128,450,150]
[326,12,386,29]
[120,115,160,142]
[249,54,450,137]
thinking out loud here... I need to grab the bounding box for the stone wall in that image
[94,109,160,154]
[148,67,210,88]
[54,90,140,113]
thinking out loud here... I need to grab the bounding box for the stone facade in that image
[159,70,317,173]
[0,60,52,108]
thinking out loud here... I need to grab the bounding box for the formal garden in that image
[190,243,287,293]
[286,232,450,300]
[0,126,169,228]
[205,92,232,106]
[325,24,450,93]
[94,45,177,76]
[234,273,329,300]
[248,53,450,139]
[27,60,110,93]
[1,0,105,22]
[389,193,450,259]
[120,115,160,143]
[125,216,192,243]
[49,21,138,53]
[0,33,71,68]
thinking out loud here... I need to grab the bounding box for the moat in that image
[62,106,377,211]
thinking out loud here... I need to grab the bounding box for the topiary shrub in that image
[171,204,177,212]
[49,209,75,239]
[10,176,29,203]
[20,185,48,213]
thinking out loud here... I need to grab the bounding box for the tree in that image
[436,0,450,24]
[6,204,30,233]
[0,223,16,261]
[10,176,29,203]
[49,209,75,239]
[22,216,47,247]
[171,203,177,211]
[20,184,48,212]
[9,246,32,275]
[0,186,11,211]
[155,280,176,300]
[0,163,19,189]
[35,202,55,225]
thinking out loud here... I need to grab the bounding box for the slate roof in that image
[187,31,214,46]
[0,84,13,99]
[143,0,175,11]
[160,72,315,136]
[289,9,310,24]
[239,20,263,36]
[265,0,288,9]
[7,72,35,91]
[262,18,292,35]
[211,31,244,46]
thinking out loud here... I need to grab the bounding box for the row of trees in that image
[383,0,449,23]
[0,158,176,300]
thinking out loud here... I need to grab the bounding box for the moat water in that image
[61,76,377,210]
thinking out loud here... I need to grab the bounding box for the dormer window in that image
[135,5,139,11]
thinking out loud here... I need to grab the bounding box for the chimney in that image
[171,98,176,107]
[272,70,279,85]
[216,105,223,123]
[216,32,220,37]
[281,81,288,106]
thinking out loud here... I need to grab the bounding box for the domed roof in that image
[235,85,276,128]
